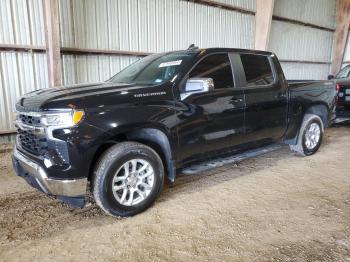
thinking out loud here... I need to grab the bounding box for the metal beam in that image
[43,0,61,87]
[255,0,275,51]
[331,0,350,75]
[0,44,46,53]
[0,130,16,135]
[61,47,151,57]
[180,0,255,15]
[272,15,335,32]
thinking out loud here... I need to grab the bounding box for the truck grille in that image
[16,111,46,156]
[18,129,48,155]
[19,114,41,126]
[15,111,69,162]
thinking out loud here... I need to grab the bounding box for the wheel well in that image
[285,104,329,146]
[305,104,329,127]
[88,128,175,183]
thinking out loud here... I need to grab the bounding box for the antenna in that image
[187,44,198,50]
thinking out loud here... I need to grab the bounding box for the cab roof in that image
[162,47,274,57]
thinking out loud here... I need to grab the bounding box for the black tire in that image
[92,142,164,217]
[290,114,324,156]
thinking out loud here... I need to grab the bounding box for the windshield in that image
[335,65,350,79]
[109,51,197,85]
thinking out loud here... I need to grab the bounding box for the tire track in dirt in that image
[0,191,111,244]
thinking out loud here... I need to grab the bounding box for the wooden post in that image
[331,0,350,75]
[255,0,275,51]
[43,0,61,87]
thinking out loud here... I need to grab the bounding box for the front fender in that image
[127,128,176,182]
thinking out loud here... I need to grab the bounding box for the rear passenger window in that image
[240,54,274,87]
[189,54,234,89]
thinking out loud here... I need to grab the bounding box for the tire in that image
[92,142,164,217]
[289,114,324,156]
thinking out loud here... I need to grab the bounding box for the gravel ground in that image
[0,125,349,261]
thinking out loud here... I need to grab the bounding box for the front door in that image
[175,53,245,165]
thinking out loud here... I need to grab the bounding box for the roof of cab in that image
[198,47,274,56]
[159,47,275,58]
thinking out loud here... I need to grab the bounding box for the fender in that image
[284,104,329,145]
[305,104,329,127]
[127,128,176,182]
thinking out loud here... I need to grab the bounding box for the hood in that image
[16,82,167,111]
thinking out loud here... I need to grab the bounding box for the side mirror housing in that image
[181,78,214,100]
[328,74,334,80]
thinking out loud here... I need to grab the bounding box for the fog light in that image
[44,158,53,168]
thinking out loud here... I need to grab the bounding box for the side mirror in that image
[181,78,214,100]
[328,75,334,80]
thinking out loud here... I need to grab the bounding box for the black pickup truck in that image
[12,47,336,216]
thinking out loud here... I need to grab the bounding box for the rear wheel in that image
[290,114,324,156]
[92,142,164,217]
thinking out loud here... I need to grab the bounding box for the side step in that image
[333,116,350,124]
[181,144,282,175]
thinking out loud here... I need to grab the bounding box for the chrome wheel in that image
[304,122,321,150]
[112,159,154,206]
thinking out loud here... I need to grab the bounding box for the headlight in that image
[41,110,84,127]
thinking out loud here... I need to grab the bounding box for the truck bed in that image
[287,80,335,95]
[287,80,334,89]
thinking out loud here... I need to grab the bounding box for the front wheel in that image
[92,142,164,217]
[290,114,324,156]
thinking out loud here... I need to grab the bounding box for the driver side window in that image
[189,54,234,89]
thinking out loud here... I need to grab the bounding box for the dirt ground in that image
[0,125,349,262]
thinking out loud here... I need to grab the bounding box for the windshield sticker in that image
[159,60,182,68]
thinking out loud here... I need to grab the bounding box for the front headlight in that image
[41,110,84,127]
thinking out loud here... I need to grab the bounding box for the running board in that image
[181,144,282,175]
[333,117,350,124]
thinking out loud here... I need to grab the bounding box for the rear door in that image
[239,53,288,143]
[176,53,245,164]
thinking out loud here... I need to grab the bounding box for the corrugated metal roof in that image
[0,0,15,44]
[280,62,330,80]
[61,54,140,85]
[0,0,45,45]
[214,0,256,11]
[59,0,255,85]
[0,134,15,143]
[273,0,336,29]
[0,0,47,132]
[269,20,334,62]
[0,52,48,131]
[270,0,337,80]
[59,0,255,52]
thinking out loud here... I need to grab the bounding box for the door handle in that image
[275,93,286,99]
[232,97,243,103]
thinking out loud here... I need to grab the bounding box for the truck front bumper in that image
[12,147,87,207]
